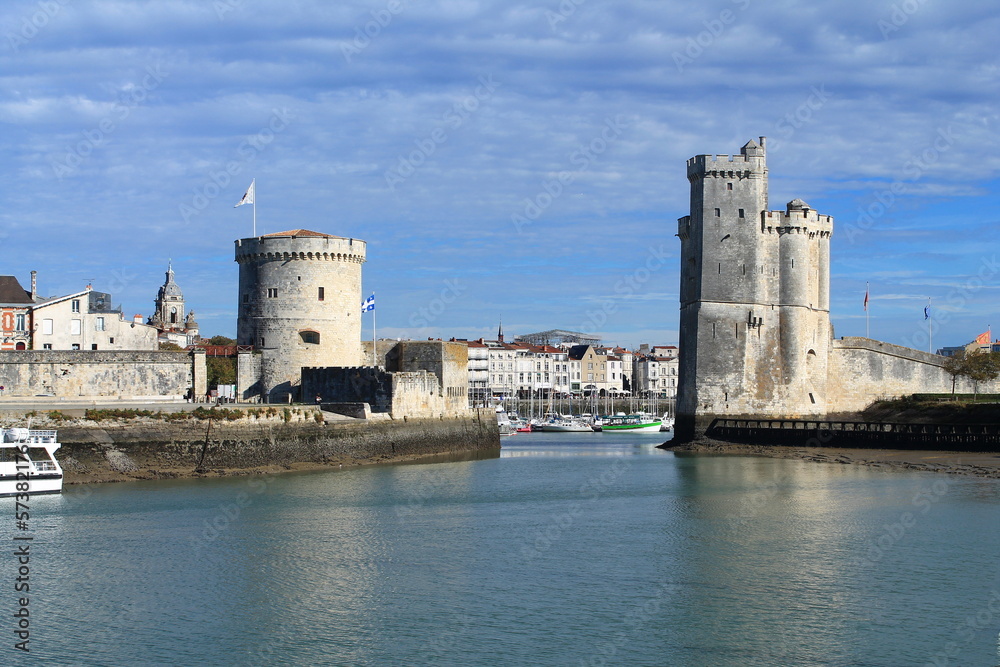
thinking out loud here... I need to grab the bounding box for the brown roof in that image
[0,276,32,304]
[261,229,344,239]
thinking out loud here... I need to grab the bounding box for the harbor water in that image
[6,432,1000,666]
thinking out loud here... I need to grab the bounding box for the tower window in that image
[727,182,733,190]
[714,208,721,217]
[738,209,745,218]
[243,294,249,303]
[300,331,320,345]
[267,288,278,298]
[318,287,325,301]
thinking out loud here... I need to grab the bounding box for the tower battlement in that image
[763,200,833,235]
[235,232,365,264]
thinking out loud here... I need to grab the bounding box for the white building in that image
[33,289,158,351]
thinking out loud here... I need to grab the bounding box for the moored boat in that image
[541,419,594,433]
[1,427,64,496]
[599,414,663,433]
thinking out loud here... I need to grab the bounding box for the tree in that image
[943,351,1000,402]
[159,342,183,351]
[962,352,1000,402]
[942,352,968,399]
[206,356,236,387]
[207,335,237,346]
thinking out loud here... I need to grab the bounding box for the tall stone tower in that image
[235,229,366,402]
[675,138,833,442]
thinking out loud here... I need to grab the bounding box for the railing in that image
[706,418,1000,451]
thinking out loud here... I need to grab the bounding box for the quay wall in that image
[54,410,499,482]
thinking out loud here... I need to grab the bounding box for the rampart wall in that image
[0,350,205,399]
[827,338,999,412]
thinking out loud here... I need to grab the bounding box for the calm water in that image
[5,432,1000,666]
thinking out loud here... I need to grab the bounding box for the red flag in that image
[975,331,989,345]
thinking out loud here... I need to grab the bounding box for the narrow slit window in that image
[318,287,325,301]
[738,208,745,218]
[714,208,721,217]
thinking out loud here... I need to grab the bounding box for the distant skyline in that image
[2,1,998,351]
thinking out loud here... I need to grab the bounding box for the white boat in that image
[659,415,675,432]
[1,428,64,496]
[541,419,594,433]
[496,410,516,437]
[599,414,663,433]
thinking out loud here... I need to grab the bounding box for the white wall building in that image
[33,289,159,351]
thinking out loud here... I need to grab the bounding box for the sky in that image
[2,0,998,352]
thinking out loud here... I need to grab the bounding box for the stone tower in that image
[235,229,366,402]
[675,138,833,442]
[153,262,185,327]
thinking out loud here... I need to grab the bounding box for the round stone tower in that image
[235,229,366,402]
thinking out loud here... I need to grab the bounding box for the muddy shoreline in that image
[662,438,1000,479]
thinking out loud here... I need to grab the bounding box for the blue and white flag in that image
[924,305,930,320]
[361,294,375,313]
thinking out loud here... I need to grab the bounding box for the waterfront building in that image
[0,274,34,351]
[514,329,602,347]
[634,354,679,399]
[32,287,158,351]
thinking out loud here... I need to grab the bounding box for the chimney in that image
[30,271,36,301]
[133,314,144,324]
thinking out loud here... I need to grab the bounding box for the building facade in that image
[33,289,158,351]
[0,275,34,351]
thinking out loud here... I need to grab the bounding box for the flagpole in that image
[927,297,932,354]
[252,178,257,237]
[372,292,376,367]
[866,282,870,339]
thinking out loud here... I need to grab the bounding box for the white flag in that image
[235,181,254,207]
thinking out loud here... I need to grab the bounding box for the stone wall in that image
[301,364,470,418]
[0,350,205,399]
[56,410,500,482]
[827,337,999,412]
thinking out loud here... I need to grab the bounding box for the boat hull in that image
[601,422,663,433]
[0,474,63,497]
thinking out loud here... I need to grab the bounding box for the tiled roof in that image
[0,276,33,304]
[261,229,345,239]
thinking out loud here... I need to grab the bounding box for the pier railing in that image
[706,418,1000,451]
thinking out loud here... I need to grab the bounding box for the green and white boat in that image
[596,413,663,433]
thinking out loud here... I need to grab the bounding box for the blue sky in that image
[2,0,998,350]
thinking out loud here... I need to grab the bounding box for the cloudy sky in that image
[2,0,998,350]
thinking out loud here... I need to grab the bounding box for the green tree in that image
[962,351,1000,402]
[207,335,237,345]
[206,357,237,387]
[942,352,968,400]
[159,342,183,351]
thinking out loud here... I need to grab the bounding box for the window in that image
[109,337,115,344]
[91,344,98,350]
[727,182,733,190]
[71,299,80,313]
[71,344,80,350]
[714,208,721,217]
[71,319,82,336]
[588,363,593,370]
[318,287,325,301]
[43,344,52,350]
[267,288,278,298]
[42,319,53,335]
[15,314,25,331]
[96,317,105,331]
[259,338,265,347]
[300,331,320,345]
[738,208,745,218]
[243,294,249,303]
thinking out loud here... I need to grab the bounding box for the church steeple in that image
[498,317,504,343]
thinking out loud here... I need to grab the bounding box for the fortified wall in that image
[302,341,470,418]
[0,349,206,400]
[674,138,997,442]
